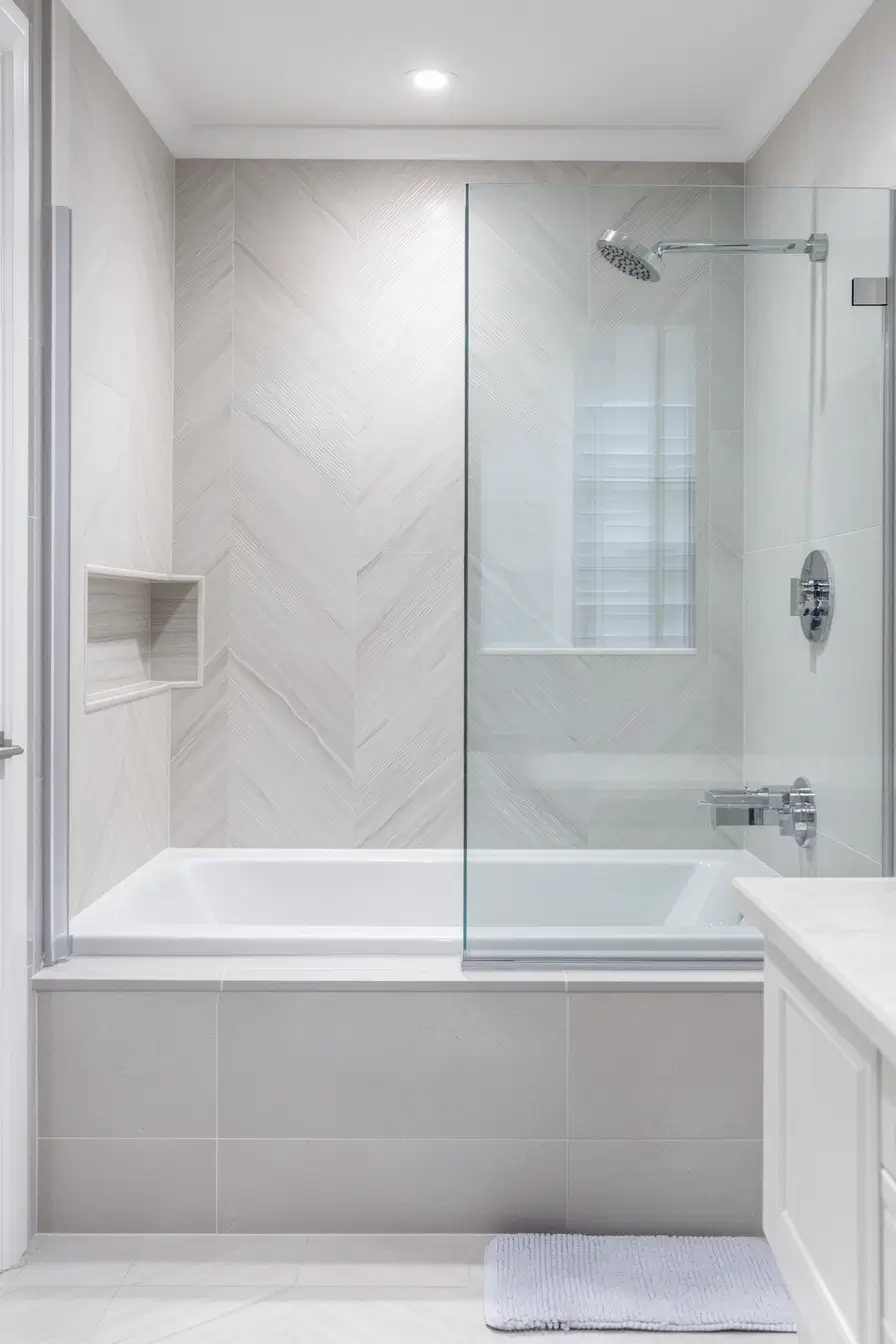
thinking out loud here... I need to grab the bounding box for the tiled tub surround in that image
[54,9,177,915]
[739,184,890,881]
[743,0,896,881]
[35,983,762,1235]
[466,180,745,854]
[171,160,743,856]
[55,13,745,904]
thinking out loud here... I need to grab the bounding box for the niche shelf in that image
[85,566,205,712]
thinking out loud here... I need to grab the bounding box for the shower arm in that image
[655,233,829,262]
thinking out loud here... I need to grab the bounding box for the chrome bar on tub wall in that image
[42,205,71,963]
[882,192,896,878]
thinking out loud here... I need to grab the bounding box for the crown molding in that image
[182,124,736,162]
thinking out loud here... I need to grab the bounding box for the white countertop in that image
[735,877,896,1062]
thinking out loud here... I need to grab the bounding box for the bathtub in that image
[68,847,773,961]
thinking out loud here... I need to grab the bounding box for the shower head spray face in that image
[595,229,664,283]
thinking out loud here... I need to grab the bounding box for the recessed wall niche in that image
[85,567,205,711]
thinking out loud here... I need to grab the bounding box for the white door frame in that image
[0,0,31,1272]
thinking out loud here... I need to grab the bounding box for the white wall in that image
[53,4,175,913]
[744,0,896,877]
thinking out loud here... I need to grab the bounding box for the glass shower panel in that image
[464,182,892,964]
[741,186,892,882]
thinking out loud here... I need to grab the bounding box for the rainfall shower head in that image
[595,230,664,282]
[595,228,829,282]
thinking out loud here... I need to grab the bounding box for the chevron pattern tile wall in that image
[172,161,743,850]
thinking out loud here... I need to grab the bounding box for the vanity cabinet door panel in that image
[764,951,879,1344]
[881,1060,896,1181]
[882,1170,896,1339]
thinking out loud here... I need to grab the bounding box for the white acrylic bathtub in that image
[69,847,773,960]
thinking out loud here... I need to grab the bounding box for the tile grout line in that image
[226,157,235,849]
[565,991,571,1230]
[215,990,220,1233]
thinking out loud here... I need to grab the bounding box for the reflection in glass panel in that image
[573,324,696,650]
[465,182,890,965]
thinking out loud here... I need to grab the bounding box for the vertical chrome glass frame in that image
[882,191,896,878]
[42,204,70,963]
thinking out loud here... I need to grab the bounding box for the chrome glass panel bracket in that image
[852,277,890,307]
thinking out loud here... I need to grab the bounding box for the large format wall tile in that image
[568,1140,762,1235]
[568,992,762,1140]
[38,992,217,1139]
[218,1139,569,1234]
[170,159,744,853]
[38,1139,216,1233]
[745,44,892,880]
[70,694,170,914]
[465,179,744,855]
[218,990,567,1139]
[59,13,175,911]
[231,162,359,847]
[356,167,466,564]
[171,160,234,848]
[355,548,463,847]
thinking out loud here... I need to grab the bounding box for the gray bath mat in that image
[484,1234,796,1332]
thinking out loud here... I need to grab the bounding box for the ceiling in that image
[63,0,875,160]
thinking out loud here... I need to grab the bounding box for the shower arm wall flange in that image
[655,233,829,262]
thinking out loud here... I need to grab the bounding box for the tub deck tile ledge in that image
[31,957,762,992]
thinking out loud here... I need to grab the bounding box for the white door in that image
[0,0,31,1272]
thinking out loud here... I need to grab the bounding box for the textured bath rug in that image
[484,1234,796,1332]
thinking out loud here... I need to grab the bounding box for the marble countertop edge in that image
[735,876,896,1064]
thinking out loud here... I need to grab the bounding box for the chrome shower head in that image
[595,229,663,283]
[595,227,829,282]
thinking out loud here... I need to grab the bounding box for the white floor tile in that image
[120,1235,307,1287]
[0,1238,798,1344]
[0,1287,120,1342]
[76,1286,277,1344]
[297,1234,488,1287]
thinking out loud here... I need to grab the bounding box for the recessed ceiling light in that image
[408,69,456,94]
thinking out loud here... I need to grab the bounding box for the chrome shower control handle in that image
[0,734,23,760]
[700,778,816,848]
[791,551,834,643]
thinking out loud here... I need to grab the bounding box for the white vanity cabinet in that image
[734,878,896,1344]
[763,951,880,1344]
